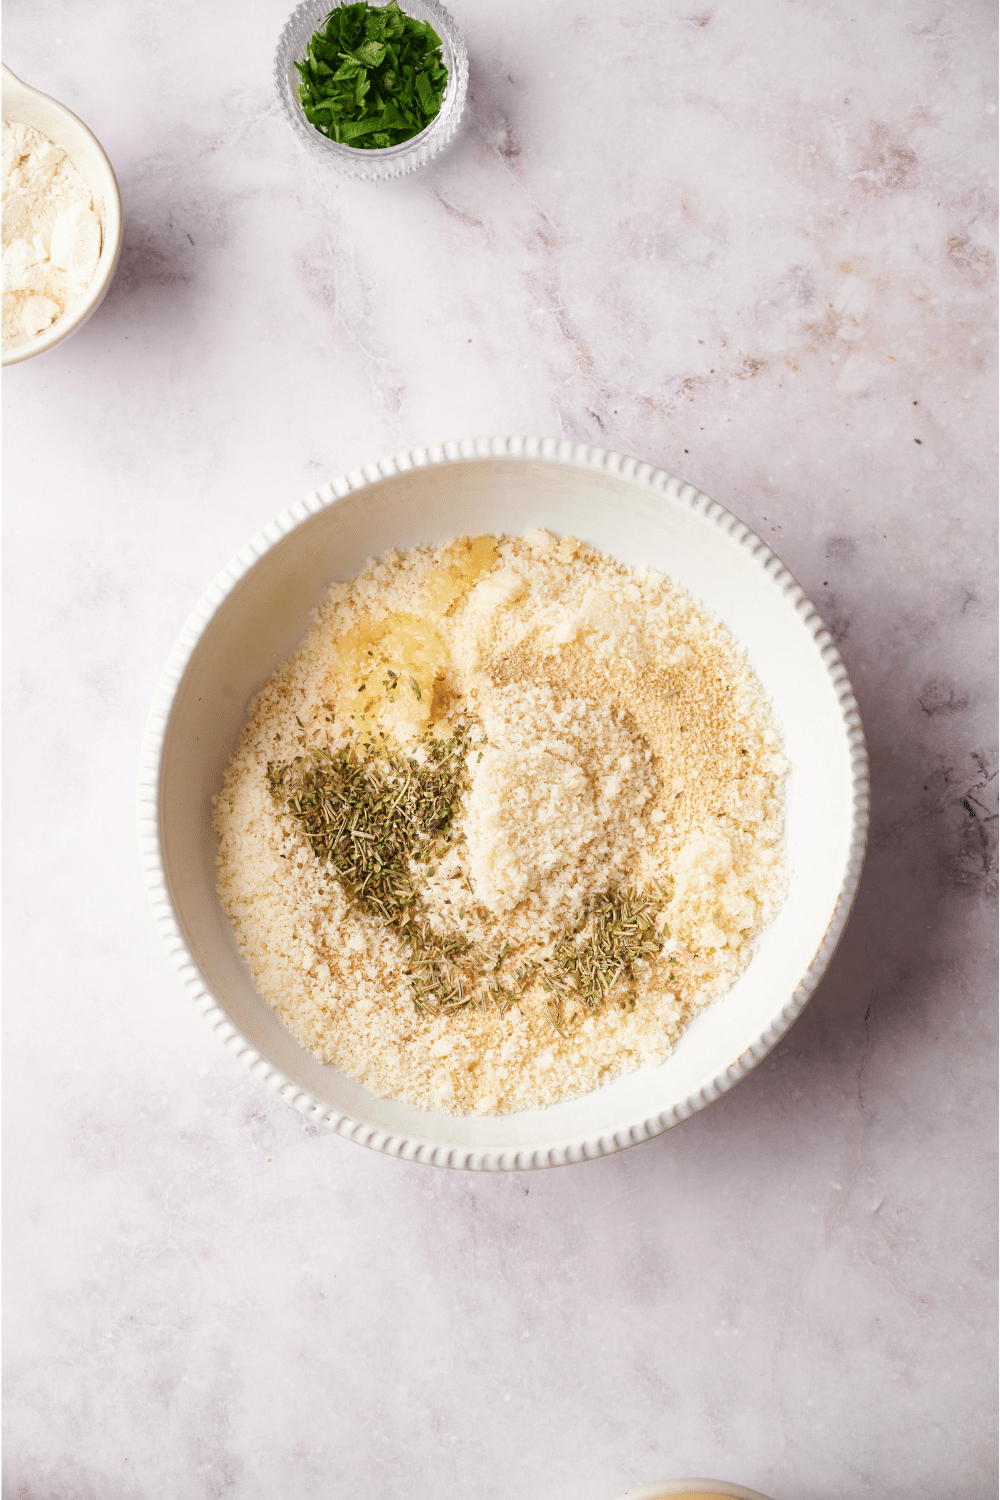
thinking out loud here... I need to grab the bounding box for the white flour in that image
[2,119,102,346]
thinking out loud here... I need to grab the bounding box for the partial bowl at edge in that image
[610,1480,776,1500]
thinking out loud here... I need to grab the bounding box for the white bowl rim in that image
[137,436,870,1170]
[1,63,123,366]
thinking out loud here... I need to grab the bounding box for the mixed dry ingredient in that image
[214,530,789,1114]
[2,119,101,348]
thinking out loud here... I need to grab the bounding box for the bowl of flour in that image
[139,439,870,1170]
[2,64,122,364]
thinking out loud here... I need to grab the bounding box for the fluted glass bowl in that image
[274,0,468,181]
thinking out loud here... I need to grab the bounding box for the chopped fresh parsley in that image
[296,1,448,149]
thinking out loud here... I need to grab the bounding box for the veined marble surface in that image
[3,2,996,1497]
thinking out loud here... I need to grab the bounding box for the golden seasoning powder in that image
[213,530,789,1114]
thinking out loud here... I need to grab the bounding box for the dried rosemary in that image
[269,724,488,1013]
[539,887,666,1021]
[269,729,666,1025]
[268,724,471,930]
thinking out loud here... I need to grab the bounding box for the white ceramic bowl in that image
[1,64,123,365]
[274,0,468,181]
[139,438,869,1170]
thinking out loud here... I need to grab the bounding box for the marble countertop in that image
[4,2,996,1496]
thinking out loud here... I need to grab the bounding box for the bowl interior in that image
[1,66,123,362]
[157,455,861,1158]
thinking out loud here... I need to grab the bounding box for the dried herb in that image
[270,725,485,1012]
[408,884,666,1027]
[270,731,666,1026]
[295,0,448,149]
[541,888,666,1016]
[268,725,470,928]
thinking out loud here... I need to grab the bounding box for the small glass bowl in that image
[274,0,468,181]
